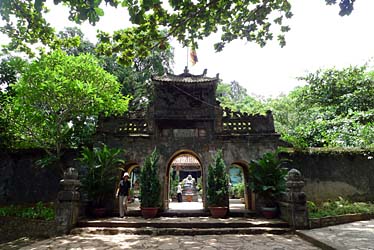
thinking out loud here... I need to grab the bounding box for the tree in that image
[1,0,294,65]
[0,56,28,148]
[55,27,173,110]
[56,27,96,56]
[4,50,130,170]
[267,65,374,148]
[216,81,267,114]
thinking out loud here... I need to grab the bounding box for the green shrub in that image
[235,183,245,198]
[308,197,374,218]
[78,144,124,207]
[207,150,229,207]
[249,151,288,206]
[169,168,179,199]
[0,202,55,220]
[140,148,161,208]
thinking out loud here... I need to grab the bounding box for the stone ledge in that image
[308,213,374,229]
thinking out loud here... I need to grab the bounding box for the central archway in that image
[164,150,204,211]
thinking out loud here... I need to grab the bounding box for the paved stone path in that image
[298,219,374,250]
[8,233,320,250]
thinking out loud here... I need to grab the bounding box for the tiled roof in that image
[152,68,219,84]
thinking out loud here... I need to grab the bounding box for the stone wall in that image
[2,147,373,208]
[0,216,56,244]
[0,149,78,205]
[287,149,374,203]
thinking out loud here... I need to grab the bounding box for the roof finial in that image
[203,69,207,76]
[184,66,189,74]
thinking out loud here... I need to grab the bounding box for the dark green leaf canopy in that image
[1,0,294,64]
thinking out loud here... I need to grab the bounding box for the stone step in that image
[78,218,289,229]
[112,209,258,218]
[71,226,291,236]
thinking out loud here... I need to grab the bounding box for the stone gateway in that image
[96,68,286,211]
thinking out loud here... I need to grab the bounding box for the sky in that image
[2,0,374,97]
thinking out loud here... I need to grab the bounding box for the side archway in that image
[230,161,253,210]
[115,162,141,212]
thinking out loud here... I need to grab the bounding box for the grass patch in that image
[308,197,374,219]
[0,202,55,220]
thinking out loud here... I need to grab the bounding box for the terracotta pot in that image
[186,195,193,202]
[141,207,159,218]
[261,207,277,219]
[209,206,228,218]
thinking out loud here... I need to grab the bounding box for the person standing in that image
[117,172,131,218]
[177,183,182,202]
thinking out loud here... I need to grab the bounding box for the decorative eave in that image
[152,67,219,84]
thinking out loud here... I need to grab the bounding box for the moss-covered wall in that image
[287,149,374,203]
[0,149,78,205]
[2,147,373,206]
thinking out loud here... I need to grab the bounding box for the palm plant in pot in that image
[78,144,124,217]
[139,148,161,218]
[249,151,288,219]
[207,150,230,218]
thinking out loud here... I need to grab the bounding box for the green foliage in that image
[101,40,173,110]
[216,81,267,115]
[3,50,129,167]
[299,66,374,116]
[308,197,374,219]
[207,150,229,207]
[78,144,124,207]
[231,182,245,199]
[0,202,55,220]
[266,65,374,149]
[1,1,293,63]
[0,56,29,148]
[249,151,288,205]
[140,148,161,208]
[169,168,179,199]
[57,27,173,110]
[213,66,374,149]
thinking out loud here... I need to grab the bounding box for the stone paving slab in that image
[298,219,374,250]
[13,233,321,250]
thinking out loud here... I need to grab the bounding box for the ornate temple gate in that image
[96,68,285,211]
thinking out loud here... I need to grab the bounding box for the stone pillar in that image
[279,169,308,229]
[55,167,81,235]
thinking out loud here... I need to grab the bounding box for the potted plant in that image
[139,148,161,218]
[207,150,230,218]
[78,144,124,217]
[249,151,288,218]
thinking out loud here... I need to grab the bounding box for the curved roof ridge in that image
[151,67,219,83]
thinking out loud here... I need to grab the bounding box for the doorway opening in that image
[125,164,141,212]
[229,162,253,211]
[166,151,204,211]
